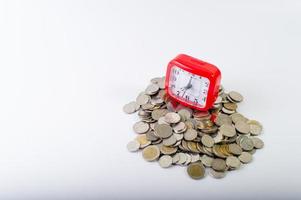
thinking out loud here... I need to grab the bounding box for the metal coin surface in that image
[123,101,140,114]
[209,169,226,179]
[201,135,214,148]
[154,124,173,138]
[239,152,252,163]
[212,158,227,172]
[164,112,181,124]
[228,91,243,102]
[133,121,150,134]
[187,162,205,179]
[142,145,160,161]
[159,155,173,168]
[127,140,140,152]
[184,129,198,141]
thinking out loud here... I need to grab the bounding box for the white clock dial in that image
[168,66,210,107]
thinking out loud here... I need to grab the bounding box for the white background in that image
[0,0,301,199]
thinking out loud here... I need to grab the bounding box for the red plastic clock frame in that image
[165,54,221,111]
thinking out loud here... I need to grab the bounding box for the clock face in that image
[168,66,210,108]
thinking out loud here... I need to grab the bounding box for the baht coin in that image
[154,124,173,139]
[235,120,250,134]
[240,137,254,151]
[226,156,241,169]
[212,158,227,172]
[247,120,263,135]
[228,143,242,155]
[251,137,264,149]
[239,152,252,163]
[142,145,160,161]
[136,93,150,105]
[145,84,159,95]
[187,162,205,179]
[133,121,150,134]
[201,135,214,148]
[159,155,173,168]
[209,169,227,179]
[163,134,177,146]
[127,140,140,152]
[228,91,243,102]
[164,112,181,124]
[184,129,198,141]
[123,101,140,114]
[219,124,236,137]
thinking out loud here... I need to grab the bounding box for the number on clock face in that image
[169,66,210,107]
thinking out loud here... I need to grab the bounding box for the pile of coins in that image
[124,77,264,180]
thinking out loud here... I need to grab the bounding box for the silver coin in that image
[201,135,214,148]
[200,155,213,167]
[158,155,173,168]
[173,122,187,133]
[163,134,177,146]
[157,78,165,89]
[226,156,241,169]
[154,124,173,139]
[248,148,257,154]
[177,153,187,165]
[164,112,181,124]
[145,84,159,95]
[133,121,150,134]
[191,154,200,163]
[231,113,247,124]
[228,91,243,102]
[178,108,192,121]
[229,143,242,155]
[173,133,184,141]
[151,109,169,120]
[172,153,180,164]
[136,93,150,105]
[215,113,232,126]
[212,158,227,172]
[213,132,224,144]
[145,131,159,141]
[150,96,164,106]
[126,140,140,152]
[123,101,140,114]
[158,117,169,125]
[184,129,198,141]
[248,120,263,135]
[251,137,264,149]
[219,124,236,137]
[239,152,252,163]
[222,107,235,114]
[172,140,181,147]
[240,137,254,151]
[184,154,192,165]
[209,168,226,179]
[235,121,250,134]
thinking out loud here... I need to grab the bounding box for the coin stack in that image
[124,77,264,180]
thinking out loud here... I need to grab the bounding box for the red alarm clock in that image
[165,54,221,111]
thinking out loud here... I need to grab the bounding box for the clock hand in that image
[185,76,193,89]
[181,76,193,98]
[181,76,193,90]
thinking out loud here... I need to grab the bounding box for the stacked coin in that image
[124,76,264,180]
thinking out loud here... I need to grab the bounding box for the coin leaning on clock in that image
[124,76,264,180]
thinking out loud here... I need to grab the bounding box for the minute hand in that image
[181,76,193,97]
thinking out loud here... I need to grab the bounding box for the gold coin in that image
[160,145,178,155]
[142,145,160,161]
[223,102,237,111]
[136,134,151,148]
[187,162,205,179]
